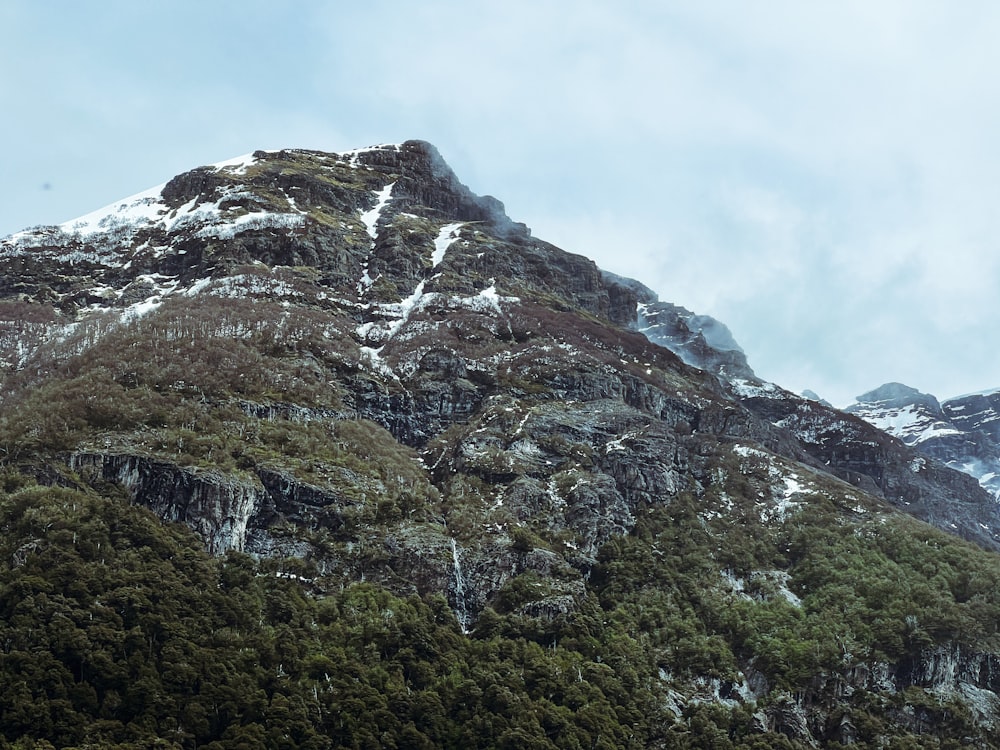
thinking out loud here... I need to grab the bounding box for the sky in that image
[3,1,999,407]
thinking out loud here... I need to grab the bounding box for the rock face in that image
[69,453,262,555]
[847,383,1000,501]
[637,299,757,381]
[5,141,1000,745]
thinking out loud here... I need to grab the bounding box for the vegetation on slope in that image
[3,466,1000,748]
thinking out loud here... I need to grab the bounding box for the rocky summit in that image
[3,141,1000,748]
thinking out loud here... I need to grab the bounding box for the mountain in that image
[846,382,1000,501]
[3,141,1000,748]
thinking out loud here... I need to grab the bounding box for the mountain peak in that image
[853,381,942,413]
[0,142,542,314]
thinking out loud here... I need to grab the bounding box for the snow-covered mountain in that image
[846,382,1000,499]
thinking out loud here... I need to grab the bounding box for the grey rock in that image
[638,300,756,381]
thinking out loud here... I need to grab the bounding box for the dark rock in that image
[638,300,756,381]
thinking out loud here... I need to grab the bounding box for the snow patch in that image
[360,182,396,239]
[385,281,430,339]
[762,474,803,524]
[730,378,787,399]
[183,277,215,297]
[121,274,182,320]
[358,346,397,380]
[51,176,305,251]
[851,403,962,445]
[337,144,402,169]
[783,474,804,499]
[193,211,305,240]
[733,444,768,459]
[432,222,464,267]
[451,285,518,314]
[605,432,641,454]
[211,152,259,174]
[61,183,168,237]
[948,386,1000,401]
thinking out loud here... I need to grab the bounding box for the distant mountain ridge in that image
[846,382,1000,500]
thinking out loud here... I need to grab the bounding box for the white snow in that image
[284,192,307,215]
[915,425,964,440]
[360,182,396,240]
[605,431,642,454]
[337,143,402,170]
[358,345,397,380]
[182,278,214,297]
[730,378,787,399]
[163,196,224,233]
[83,270,294,324]
[865,404,923,433]
[757,472,804,524]
[451,285,517,314]
[358,265,374,292]
[764,494,801,524]
[53,176,306,250]
[783,474,804,498]
[60,183,168,237]
[356,182,396,296]
[432,222,464,267]
[210,152,259,174]
[358,281,518,352]
[605,436,628,454]
[733,444,768,459]
[852,403,963,445]
[194,211,305,240]
[385,281,428,338]
[947,386,1000,401]
[120,274,182,320]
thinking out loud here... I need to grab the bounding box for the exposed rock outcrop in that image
[638,300,756,381]
[69,453,261,555]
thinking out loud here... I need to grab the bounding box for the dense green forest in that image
[3,471,999,749]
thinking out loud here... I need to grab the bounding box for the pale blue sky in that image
[4,1,1000,406]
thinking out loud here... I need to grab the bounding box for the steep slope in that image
[728,379,1000,553]
[627,304,1000,552]
[2,141,1000,748]
[637,298,756,382]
